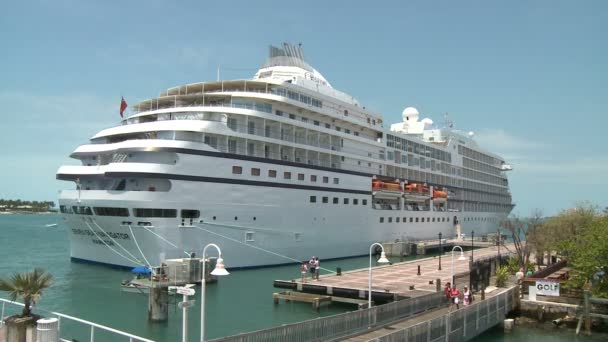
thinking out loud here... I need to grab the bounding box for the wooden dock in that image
[273,291,369,310]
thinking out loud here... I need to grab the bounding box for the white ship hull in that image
[59,156,503,269]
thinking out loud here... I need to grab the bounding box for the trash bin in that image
[37,318,59,342]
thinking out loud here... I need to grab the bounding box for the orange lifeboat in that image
[372,180,383,191]
[433,190,447,199]
[432,189,448,204]
[384,182,402,191]
[404,182,431,202]
[372,180,403,196]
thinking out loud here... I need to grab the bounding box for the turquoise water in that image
[1,214,604,341]
[475,323,608,341]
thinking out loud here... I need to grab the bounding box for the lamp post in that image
[369,243,390,309]
[451,246,467,285]
[497,228,501,266]
[200,243,229,342]
[471,230,475,263]
[470,230,475,291]
[438,232,443,271]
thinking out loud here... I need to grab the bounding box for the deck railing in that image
[209,291,447,342]
[375,286,519,341]
[0,298,153,342]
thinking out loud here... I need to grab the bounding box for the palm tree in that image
[0,268,53,317]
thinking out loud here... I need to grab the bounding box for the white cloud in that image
[474,128,546,154]
[474,128,608,186]
[516,157,608,185]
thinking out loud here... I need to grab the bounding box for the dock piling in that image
[148,287,169,321]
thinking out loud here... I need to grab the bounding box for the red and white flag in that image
[120,97,128,118]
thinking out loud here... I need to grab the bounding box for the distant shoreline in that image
[0,211,56,215]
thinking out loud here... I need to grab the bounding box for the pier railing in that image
[209,291,447,342]
[374,286,519,342]
[0,298,153,342]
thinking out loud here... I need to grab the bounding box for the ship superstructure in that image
[56,43,514,268]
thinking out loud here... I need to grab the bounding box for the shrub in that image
[495,266,509,287]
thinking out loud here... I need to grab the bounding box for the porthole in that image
[253,217,257,221]
[234,216,238,221]
[213,216,216,220]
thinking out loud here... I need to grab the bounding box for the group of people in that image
[444,282,473,311]
[301,256,321,282]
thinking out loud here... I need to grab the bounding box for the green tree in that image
[561,217,608,297]
[0,268,53,317]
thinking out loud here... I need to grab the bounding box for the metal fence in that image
[210,292,447,342]
[374,286,518,342]
[0,298,153,342]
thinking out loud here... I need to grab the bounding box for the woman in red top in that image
[450,286,460,311]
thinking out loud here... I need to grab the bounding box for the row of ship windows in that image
[309,196,368,205]
[270,86,381,126]
[271,88,323,108]
[380,216,450,223]
[378,216,498,224]
[464,217,498,222]
[232,166,340,184]
[60,206,200,218]
[275,110,362,136]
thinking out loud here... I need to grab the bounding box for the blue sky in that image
[1,0,606,215]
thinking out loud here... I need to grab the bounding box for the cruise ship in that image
[56,43,514,269]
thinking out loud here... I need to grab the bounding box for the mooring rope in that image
[90,219,142,263]
[83,220,141,265]
[139,225,191,257]
[193,224,336,273]
[127,224,154,272]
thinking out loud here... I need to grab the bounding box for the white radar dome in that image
[402,107,419,121]
[468,131,475,137]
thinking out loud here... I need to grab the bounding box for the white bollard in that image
[504,318,515,333]
[37,318,59,342]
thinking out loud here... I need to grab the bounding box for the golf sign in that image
[536,279,560,296]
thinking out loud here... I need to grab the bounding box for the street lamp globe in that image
[458,252,467,261]
[378,251,389,264]
[210,257,230,276]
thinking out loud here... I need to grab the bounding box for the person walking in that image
[449,285,460,311]
[309,256,316,279]
[301,262,308,283]
[463,286,471,306]
[444,282,452,302]
[314,257,321,280]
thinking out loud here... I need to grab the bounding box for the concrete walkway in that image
[340,286,505,341]
[285,244,512,297]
